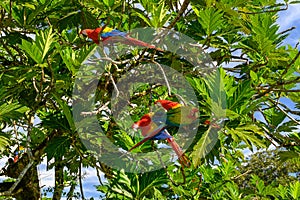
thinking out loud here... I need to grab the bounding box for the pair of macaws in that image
[130,100,199,167]
[80,26,162,50]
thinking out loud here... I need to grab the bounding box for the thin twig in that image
[151,60,187,103]
[191,173,202,198]
[32,77,39,93]
[93,57,133,65]
[268,99,300,125]
[167,0,190,29]
[256,87,300,93]
[110,73,119,97]
[80,101,110,116]
[276,101,300,115]
[253,76,300,99]
[26,115,34,158]
[278,26,296,35]
[79,157,85,200]
[151,60,172,96]
[96,167,104,186]
[231,170,252,180]
[282,49,300,76]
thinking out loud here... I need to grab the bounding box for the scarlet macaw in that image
[155,100,199,127]
[80,27,162,50]
[130,112,190,167]
[13,146,24,163]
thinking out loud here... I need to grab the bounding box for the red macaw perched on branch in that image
[80,27,162,50]
[130,112,190,167]
[155,100,199,127]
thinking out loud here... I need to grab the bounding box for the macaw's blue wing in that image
[151,129,172,140]
[129,124,167,151]
[101,29,127,39]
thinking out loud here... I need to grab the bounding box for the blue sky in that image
[1,3,300,199]
[277,2,300,47]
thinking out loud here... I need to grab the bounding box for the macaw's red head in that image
[132,113,155,137]
[132,113,153,130]
[80,27,103,44]
[155,100,181,111]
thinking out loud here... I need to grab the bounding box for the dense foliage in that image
[0,0,299,199]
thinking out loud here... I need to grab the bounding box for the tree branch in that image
[0,160,34,196]
[167,0,190,29]
[268,99,300,125]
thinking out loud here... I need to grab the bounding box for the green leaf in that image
[20,28,56,64]
[196,7,224,36]
[45,136,71,162]
[53,93,76,132]
[135,11,153,27]
[228,124,266,150]
[36,27,56,62]
[250,70,258,81]
[0,102,29,121]
[264,107,286,128]
[27,1,52,25]
[289,181,300,199]
[135,0,170,28]
[191,127,219,166]
[103,0,114,7]
[58,44,96,75]
[278,151,300,163]
[227,80,256,114]
[0,134,10,152]
[20,39,43,64]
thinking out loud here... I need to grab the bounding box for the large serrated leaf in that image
[53,93,76,132]
[45,136,70,162]
[228,124,266,150]
[36,27,56,62]
[27,1,52,25]
[0,102,29,121]
[278,151,300,163]
[197,8,224,35]
[289,181,300,199]
[191,127,219,166]
[20,39,43,64]
[0,134,10,152]
[20,28,56,64]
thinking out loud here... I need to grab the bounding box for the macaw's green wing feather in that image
[166,106,199,127]
[166,107,182,126]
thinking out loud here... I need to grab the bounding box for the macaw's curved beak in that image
[132,123,139,131]
[80,29,87,36]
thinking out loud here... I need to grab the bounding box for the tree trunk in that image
[52,160,64,200]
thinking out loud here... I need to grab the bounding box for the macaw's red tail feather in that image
[129,137,151,151]
[178,154,191,168]
[13,155,19,163]
[167,138,191,168]
[124,37,156,48]
[104,36,163,51]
